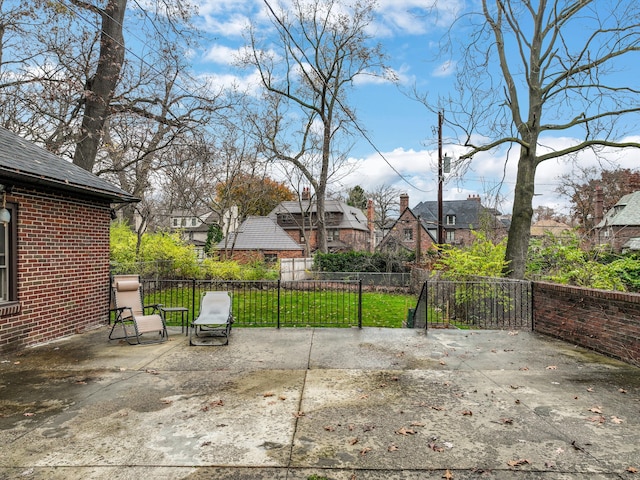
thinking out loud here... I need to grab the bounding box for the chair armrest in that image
[144,303,163,314]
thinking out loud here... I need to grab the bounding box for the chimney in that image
[468,194,481,202]
[367,199,375,252]
[301,187,310,201]
[594,185,603,225]
[400,193,409,213]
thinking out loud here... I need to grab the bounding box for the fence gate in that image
[412,278,532,330]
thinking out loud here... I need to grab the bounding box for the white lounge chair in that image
[190,291,234,346]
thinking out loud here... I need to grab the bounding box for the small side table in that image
[160,307,189,335]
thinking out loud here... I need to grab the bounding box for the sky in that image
[188,0,640,219]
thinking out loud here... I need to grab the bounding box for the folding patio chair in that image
[109,275,167,345]
[190,291,234,346]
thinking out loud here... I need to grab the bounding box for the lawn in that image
[139,286,417,328]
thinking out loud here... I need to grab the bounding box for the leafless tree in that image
[367,183,402,231]
[241,0,390,253]
[436,0,640,278]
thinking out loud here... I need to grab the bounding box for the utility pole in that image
[437,111,444,246]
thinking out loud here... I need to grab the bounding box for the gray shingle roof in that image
[0,126,138,203]
[596,191,640,227]
[413,199,492,229]
[268,199,369,231]
[217,216,303,251]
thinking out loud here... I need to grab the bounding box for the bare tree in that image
[368,183,401,231]
[438,0,640,278]
[242,0,390,253]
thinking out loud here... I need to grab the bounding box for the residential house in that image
[0,127,137,352]
[594,190,640,252]
[530,219,572,237]
[216,216,304,262]
[170,207,238,259]
[412,194,508,245]
[377,194,508,257]
[268,189,371,253]
[376,193,436,257]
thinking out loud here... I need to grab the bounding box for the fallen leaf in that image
[586,387,594,392]
[395,427,416,435]
[428,442,444,452]
[498,417,514,424]
[292,411,305,418]
[279,395,287,401]
[588,406,603,414]
[145,369,159,375]
[443,469,454,479]
[23,412,35,417]
[519,366,529,371]
[349,437,359,445]
[507,458,530,467]
[546,365,557,370]
[627,466,638,473]
[611,416,623,424]
[161,399,173,405]
[388,443,399,452]
[359,447,372,456]
[439,360,447,365]
[410,421,426,427]
[545,461,556,468]
[461,410,473,416]
[263,392,275,397]
[619,388,627,394]
[508,331,519,336]
[324,425,335,432]
[587,415,605,424]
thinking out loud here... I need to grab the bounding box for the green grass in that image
[137,287,416,328]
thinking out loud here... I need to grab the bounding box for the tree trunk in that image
[503,149,537,278]
[73,0,127,172]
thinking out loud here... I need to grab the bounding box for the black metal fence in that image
[412,278,532,330]
[137,279,362,328]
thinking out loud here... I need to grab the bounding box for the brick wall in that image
[533,281,640,366]
[0,186,111,352]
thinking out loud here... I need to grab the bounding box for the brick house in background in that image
[0,127,137,352]
[268,188,371,254]
[377,193,436,257]
[378,193,509,257]
[413,194,509,245]
[216,216,304,262]
[169,207,239,260]
[594,190,640,252]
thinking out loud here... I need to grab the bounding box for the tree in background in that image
[215,173,295,219]
[242,0,390,253]
[368,183,401,230]
[557,167,640,231]
[435,0,640,278]
[346,185,367,210]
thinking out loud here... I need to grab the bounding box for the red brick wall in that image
[0,186,112,352]
[533,282,640,366]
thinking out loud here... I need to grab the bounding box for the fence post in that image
[191,278,196,327]
[358,280,362,328]
[277,279,281,329]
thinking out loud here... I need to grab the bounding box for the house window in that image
[264,253,277,263]
[0,202,17,303]
[181,218,186,227]
[173,218,178,227]
[191,218,197,226]
[446,215,456,225]
[404,228,413,241]
[446,230,455,243]
[327,229,339,242]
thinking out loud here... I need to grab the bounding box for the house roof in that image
[596,191,640,227]
[268,199,369,231]
[217,216,303,251]
[0,126,138,203]
[530,219,572,236]
[412,198,499,229]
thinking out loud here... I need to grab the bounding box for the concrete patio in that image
[1,326,639,479]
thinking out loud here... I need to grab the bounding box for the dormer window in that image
[446,215,456,225]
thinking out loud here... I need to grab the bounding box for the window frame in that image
[403,228,413,241]
[0,201,18,304]
[446,215,456,225]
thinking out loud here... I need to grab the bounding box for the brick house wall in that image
[0,185,111,352]
[533,281,640,366]
[377,209,435,257]
[594,226,640,252]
